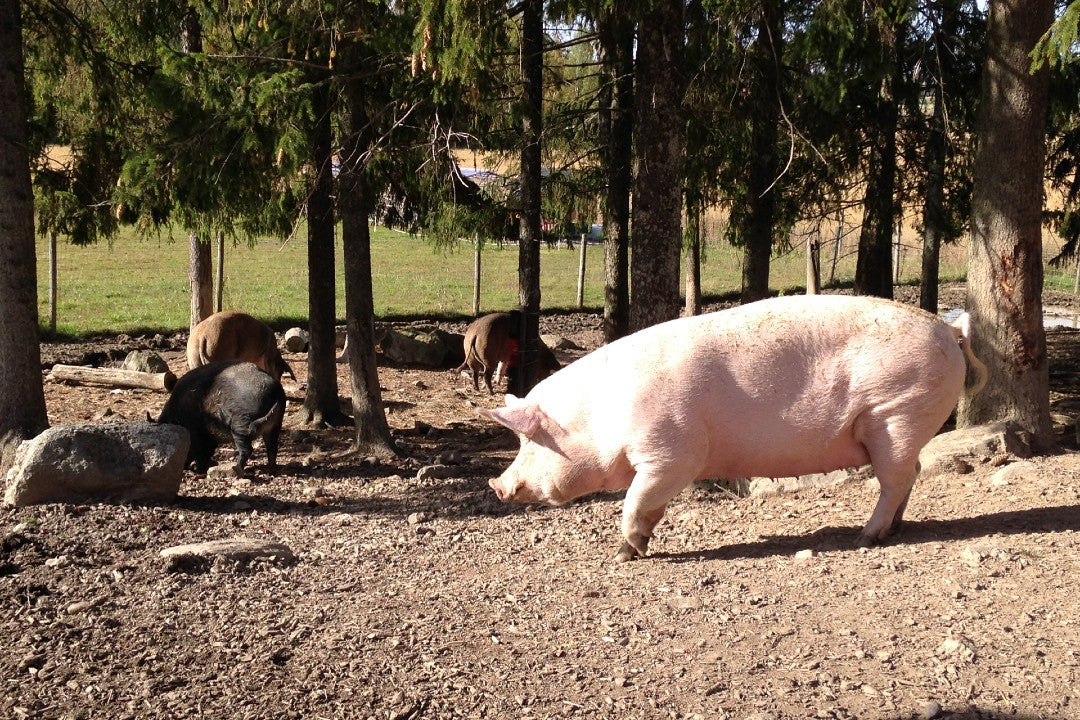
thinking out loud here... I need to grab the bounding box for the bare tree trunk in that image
[181,6,212,331]
[577,232,587,309]
[299,80,346,427]
[214,230,225,313]
[48,231,57,334]
[0,0,48,472]
[188,231,212,331]
[630,0,685,331]
[599,7,633,343]
[514,0,543,396]
[957,0,1052,447]
[806,235,821,295]
[473,235,481,316]
[684,202,701,316]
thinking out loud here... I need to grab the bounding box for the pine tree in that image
[0,0,49,471]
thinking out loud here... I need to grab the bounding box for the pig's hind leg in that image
[858,443,920,546]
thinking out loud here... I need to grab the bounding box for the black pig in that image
[155,361,286,472]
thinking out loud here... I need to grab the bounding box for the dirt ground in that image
[3,284,1080,720]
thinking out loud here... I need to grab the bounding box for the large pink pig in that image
[482,295,987,562]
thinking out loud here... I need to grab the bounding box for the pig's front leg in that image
[616,465,691,562]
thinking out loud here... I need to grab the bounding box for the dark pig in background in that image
[456,311,561,394]
[187,311,295,381]
[155,361,286,473]
[483,295,987,562]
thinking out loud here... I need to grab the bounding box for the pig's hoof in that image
[856,530,885,548]
[614,534,650,563]
[614,542,639,563]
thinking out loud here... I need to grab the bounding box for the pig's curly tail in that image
[951,312,988,396]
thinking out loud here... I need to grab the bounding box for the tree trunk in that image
[214,229,225,313]
[339,48,398,458]
[577,232,588,309]
[0,0,48,472]
[514,0,543,396]
[957,0,1052,447]
[599,7,632,343]
[630,0,685,331]
[298,80,346,427]
[188,231,212,331]
[740,0,784,304]
[806,235,821,295]
[685,201,701,316]
[854,14,903,299]
[473,235,481,316]
[919,0,958,314]
[48,231,58,334]
[181,6,212,331]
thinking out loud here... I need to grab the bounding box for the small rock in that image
[18,654,46,672]
[922,700,943,719]
[407,511,429,525]
[92,407,116,421]
[44,555,68,568]
[207,463,240,481]
[436,449,464,465]
[990,460,1038,487]
[416,464,455,481]
[936,634,976,663]
[794,549,816,560]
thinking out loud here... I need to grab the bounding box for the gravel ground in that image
[3,284,1080,720]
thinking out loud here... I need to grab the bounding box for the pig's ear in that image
[480,403,544,438]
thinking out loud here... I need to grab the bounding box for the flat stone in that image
[160,537,296,573]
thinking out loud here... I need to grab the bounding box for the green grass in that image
[35,222,1079,337]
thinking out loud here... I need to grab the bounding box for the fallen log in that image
[49,364,177,392]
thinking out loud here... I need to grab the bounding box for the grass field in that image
[34,221,1076,337]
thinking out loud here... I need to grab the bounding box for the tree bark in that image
[188,231,212,331]
[919,0,959,314]
[339,47,399,459]
[599,6,632,343]
[214,229,225,313]
[957,0,1052,447]
[0,0,49,472]
[685,201,701,316]
[514,0,543,396]
[181,6,212,331]
[741,0,784,304]
[298,80,346,427]
[630,0,685,331]
[854,13,903,299]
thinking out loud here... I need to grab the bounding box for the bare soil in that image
[3,284,1080,720]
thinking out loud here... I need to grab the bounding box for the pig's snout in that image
[489,475,555,505]
[488,477,512,502]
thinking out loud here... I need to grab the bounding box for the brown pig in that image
[482,295,987,562]
[456,311,560,394]
[187,311,295,382]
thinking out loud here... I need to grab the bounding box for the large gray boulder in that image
[379,327,451,367]
[4,422,190,507]
[121,349,170,374]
